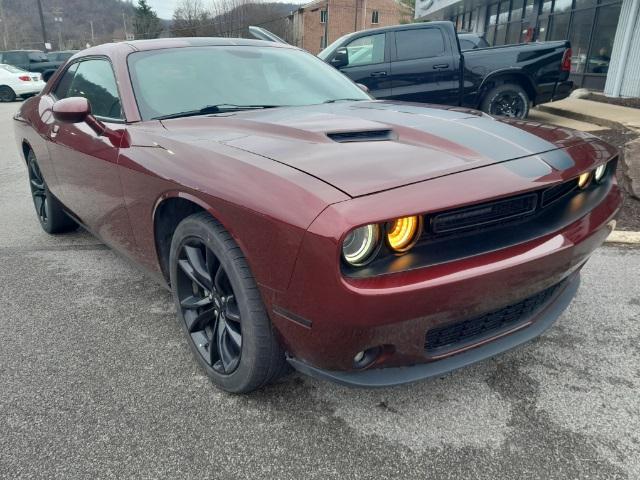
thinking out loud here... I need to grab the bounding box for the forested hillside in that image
[0,0,136,50]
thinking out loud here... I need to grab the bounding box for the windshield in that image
[128,45,370,121]
[0,64,26,73]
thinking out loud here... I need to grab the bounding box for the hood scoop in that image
[326,129,395,143]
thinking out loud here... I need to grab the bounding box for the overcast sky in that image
[146,0,180,19]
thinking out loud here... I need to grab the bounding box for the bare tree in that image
[171,0,211,37]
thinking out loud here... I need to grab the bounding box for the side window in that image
[68,59,123,120]
[3,52,25,65]
[344,33,386,67]
[52,63,79,99]
[459,39,475,50]
[395,29,446,61]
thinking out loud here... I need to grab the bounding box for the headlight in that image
[577,172,591,189]
[386,216,423,252]
[594,164,607,182]
[342,224,381,266]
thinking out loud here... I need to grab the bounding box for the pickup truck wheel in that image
[0,86,16,102]
[481,83,530,119]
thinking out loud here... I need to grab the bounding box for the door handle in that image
[370,71,387,77]
[433,64,450,70]
[50,124,60,139]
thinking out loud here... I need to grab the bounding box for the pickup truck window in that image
[3,52,25,65]
[395,29,445,61]
[344,34,386,66]
[28,52,48,62]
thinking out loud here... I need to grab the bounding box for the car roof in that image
[1,50,43,54]
[334,20,452,39]
[78,37,295,58]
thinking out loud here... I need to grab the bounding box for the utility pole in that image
[36,0,49,50]
[89,20,95,45]
[122,12,128,40]
[0,0,8,51]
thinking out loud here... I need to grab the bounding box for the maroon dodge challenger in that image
[14,38,621,393]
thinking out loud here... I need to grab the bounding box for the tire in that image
[0,85,16,102]
[27,150,77,234]
[169,212,287,393]
[481,82,530,119]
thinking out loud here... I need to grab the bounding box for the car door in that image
[336,32,392,98]
[389,26,460,105]
[46,58,136,253]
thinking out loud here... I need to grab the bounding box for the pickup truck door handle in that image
[433,64,450,70]
[370,71,387,77]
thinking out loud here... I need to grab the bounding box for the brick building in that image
[288,0,411,54]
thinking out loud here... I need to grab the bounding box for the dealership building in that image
[415,0,640,96]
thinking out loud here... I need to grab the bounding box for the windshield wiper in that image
[152,104,278,120]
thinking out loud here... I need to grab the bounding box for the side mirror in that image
[52,96,108,137]
[356,83,369,93]
[330,48,349,69]
[52,97,91,124]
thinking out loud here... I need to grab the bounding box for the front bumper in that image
[287,272,579,387]
[267,142,621,380]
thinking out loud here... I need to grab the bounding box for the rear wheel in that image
[27,150,77,234]
[169,212,287,393]
[481,83,530,119]
[0,85,16,102]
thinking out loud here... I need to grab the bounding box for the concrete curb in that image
[605,230,640,244]
[536,104,626,130]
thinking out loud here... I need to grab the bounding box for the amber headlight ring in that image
[384,215,424,253]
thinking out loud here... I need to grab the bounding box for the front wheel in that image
[481,83,530,119]
[169,212,287,393]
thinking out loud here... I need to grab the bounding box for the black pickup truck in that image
[0,50,64,82]
[315,21,573,118]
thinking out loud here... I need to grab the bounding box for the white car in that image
[0,64,46,102]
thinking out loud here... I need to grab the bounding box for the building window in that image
[371,10,379,24]
[320,9,327,23]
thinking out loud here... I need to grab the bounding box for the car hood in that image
[158,101,597,197]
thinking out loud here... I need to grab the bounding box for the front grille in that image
[431,193,537,234]
[424,282,561,354]
[541,179,578,207]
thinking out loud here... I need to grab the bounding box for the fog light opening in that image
[353,346,382,369]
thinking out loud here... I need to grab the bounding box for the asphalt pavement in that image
[1,101,639,479]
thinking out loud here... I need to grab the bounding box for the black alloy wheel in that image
[490,91,527,117]
[28,154,48,226]
[169,212,287,393]
[482,83,530,119]
[25,150,77,234]
[175,239,243,374]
